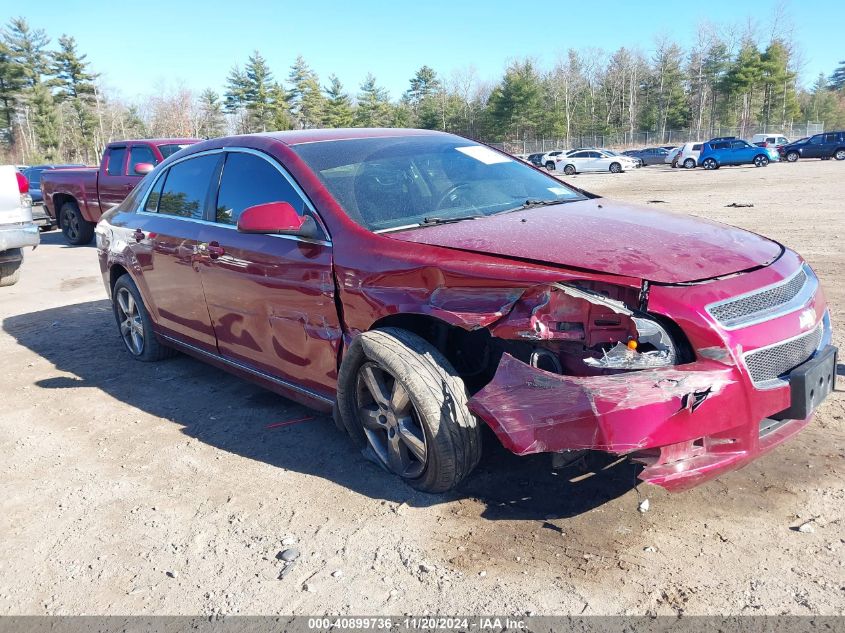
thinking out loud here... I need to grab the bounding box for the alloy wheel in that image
[61,210,79,241]
[754,155,769,167]
[786,152,799,162]
[115,287,144,355]
[356,362,427,479]
[703,159,716,170]
[835,150,845,160]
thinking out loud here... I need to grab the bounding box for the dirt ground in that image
[0,160,843,617]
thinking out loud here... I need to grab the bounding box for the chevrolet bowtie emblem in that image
[799,308,816,330]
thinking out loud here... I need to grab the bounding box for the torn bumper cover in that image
[467,353,812,492]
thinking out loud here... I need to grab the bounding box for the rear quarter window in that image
[692,144,702,151]
[106,148,127,176]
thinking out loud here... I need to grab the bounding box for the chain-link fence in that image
[494,122,826,154]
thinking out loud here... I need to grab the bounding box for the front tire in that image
[834,149,845,161]
[786,151,799,162]
[702,158,718,170]
[609,162,622,173]
[336,328,482,493]
[59,201,95,245]
[683,158,696,169]
[112,275,175,362]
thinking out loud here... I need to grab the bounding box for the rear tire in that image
[60,201,95,246]
[702,158,718,170]
[0,250,22,287]
[336,328,482,493]
[112,274,175,362]
[683,158,696,169]
[563,164,576,176]
[545,161,555,171]
[609,162,622,173]
[786,151,799,162]
[753,154,769,167]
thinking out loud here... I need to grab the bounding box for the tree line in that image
[1,14,845,165]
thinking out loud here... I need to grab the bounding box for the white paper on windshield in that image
[456,146,512,164]
[547,186,568,195]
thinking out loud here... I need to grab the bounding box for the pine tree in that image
[288,56,324,128]
[268,82,292,131]
[829,61,845,92]
[51,35,98,161]
[30,81,59,160]
[4,18,50,88]
[322,74,353,127]
[487,60,544,139]
[0,41,24,143]
[197,89,225,138]
[355,74,391,127]
[223,66,248,114]
[244,51,273,132]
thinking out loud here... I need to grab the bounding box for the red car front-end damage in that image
[457,250,833,491]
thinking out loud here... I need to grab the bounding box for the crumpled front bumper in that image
[0,222,39,253]
[467,353,810,492]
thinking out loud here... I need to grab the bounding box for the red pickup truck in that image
[42,138,199,244]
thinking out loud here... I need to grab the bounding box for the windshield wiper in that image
[497,199,565,214]
[419,215,481,226]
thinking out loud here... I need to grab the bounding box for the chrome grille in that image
[708,267,810,328]
[744,321,823,386]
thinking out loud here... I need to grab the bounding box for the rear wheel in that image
[0,249,22,287]
[112,275,175,362]
[834,149,845,161]
[786,151,799,162]
[609,162,622,173]
[545,161,555,171]
[753,154,769,167]
[336,328,482,493]
[702,158,718,170]
[59,201,95,245]
[683,158,696,169]
[563,164,576,176]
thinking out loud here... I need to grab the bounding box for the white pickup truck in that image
[0,165,39,286]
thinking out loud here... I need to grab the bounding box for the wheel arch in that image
[51,193,77,219]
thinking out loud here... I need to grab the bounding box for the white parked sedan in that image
[556,149,638,175]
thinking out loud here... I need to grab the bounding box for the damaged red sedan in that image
[96,129,836,493]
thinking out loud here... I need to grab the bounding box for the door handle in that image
[197,241,225,259]
[132,228,145,242]
[207,241,225,259]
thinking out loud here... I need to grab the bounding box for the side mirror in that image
[237,201,322,239]
[133,162,155,175]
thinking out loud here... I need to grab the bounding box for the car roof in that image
[257,128,450,146]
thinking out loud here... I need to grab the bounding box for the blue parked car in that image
[698,137,776,170]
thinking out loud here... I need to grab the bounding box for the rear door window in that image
[214,152,305,225]
[156,154,220,220]
[692,144,702,151]
[106,147,127,176]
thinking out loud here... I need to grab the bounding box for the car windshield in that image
[292,135,586,232]
[158,144,192,158]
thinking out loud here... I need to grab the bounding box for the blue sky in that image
[6,0,844,101]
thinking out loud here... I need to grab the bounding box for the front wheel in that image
[786,151,799,162]
[753,155,769,167]
[59,201,95,245]
[563,164,576,176]
[609,162,622,173]
[112,275,175,362]
[834,149,845,161]
[702,158,718,170]
[336,328,482,493]
[683,158,696,169]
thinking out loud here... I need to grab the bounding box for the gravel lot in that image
[1,160,843,616]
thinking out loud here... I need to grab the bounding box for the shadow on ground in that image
[4,300,638,520]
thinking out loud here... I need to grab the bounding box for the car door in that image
[731,140,753,164]
[821,133,839,157]
[129,152,222,353]
[195,149,341,395]
[803,134,824,158]
[98,146,136,210]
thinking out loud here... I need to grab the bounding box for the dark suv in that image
[782,131,845,162]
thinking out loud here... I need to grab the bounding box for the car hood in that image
[388,199,782,283]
